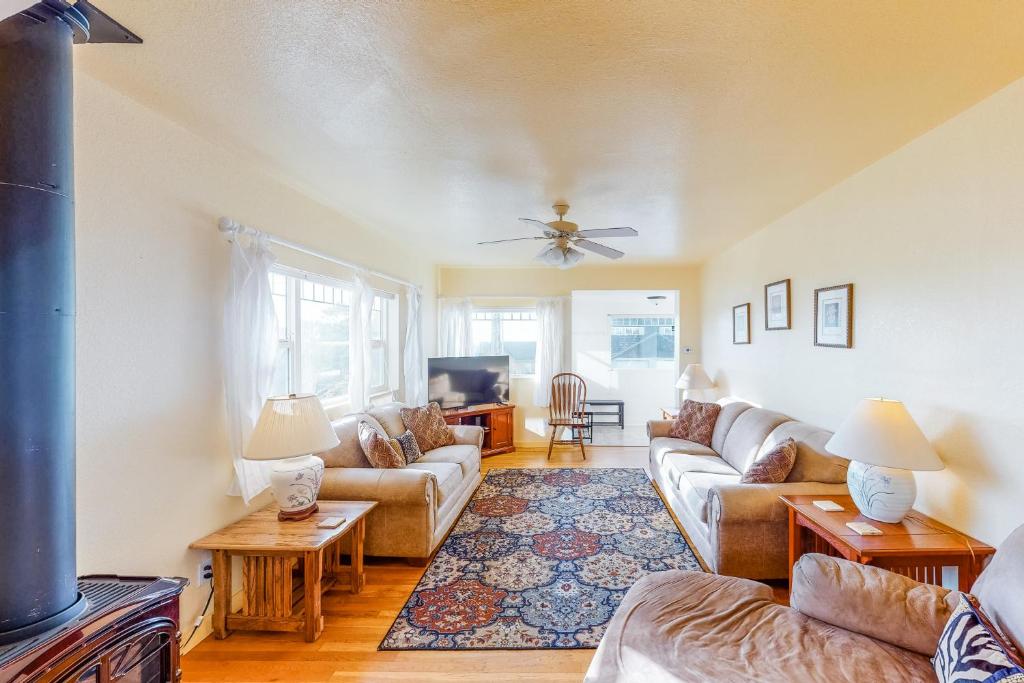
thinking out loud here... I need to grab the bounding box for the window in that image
[609,315,676,369]
[471,309,537,376]
[269,269,395,405]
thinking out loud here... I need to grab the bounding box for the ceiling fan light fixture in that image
[538,245,565,266]
[559,246,584,269]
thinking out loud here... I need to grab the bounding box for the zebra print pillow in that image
[933,594,1024,683]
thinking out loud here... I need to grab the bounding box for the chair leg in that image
[577,427,586,460]
[547,427,556,459]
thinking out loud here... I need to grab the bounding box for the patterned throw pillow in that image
[357,420,404,469]
[394,430,424,465]
[741,438,798,484]
[933,594,1024,683]
[668,400,722,447]
[400,402,455,453]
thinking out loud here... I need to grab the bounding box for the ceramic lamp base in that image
[269,454,324,522]
[847,460,916,523]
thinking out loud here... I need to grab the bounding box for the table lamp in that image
[676,363,715,401]
[825,398,943,523]
[245,394,340,521]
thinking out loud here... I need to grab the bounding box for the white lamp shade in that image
[244,394,340,461]
[676,363,714,390]
[825,398,943,471]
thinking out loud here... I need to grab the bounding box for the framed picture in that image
[733,303,751,344]
[814,284,853,348]
[764,279,791,330]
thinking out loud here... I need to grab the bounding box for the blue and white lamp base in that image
[270,454,325,521]
[847,460,917,524]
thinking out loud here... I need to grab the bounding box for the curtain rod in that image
[218,217,418,290]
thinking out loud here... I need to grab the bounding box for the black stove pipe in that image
[0,1,139,645]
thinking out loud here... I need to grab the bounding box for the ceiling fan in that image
[477,203,639,269]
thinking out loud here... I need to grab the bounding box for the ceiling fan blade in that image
[573,227,638,238]
[575,239,624,260]
[518,218,556,235]
[477,236,549,245]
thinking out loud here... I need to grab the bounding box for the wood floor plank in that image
[181,446,646,682]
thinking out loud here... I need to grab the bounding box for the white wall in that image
[700,77,1024,546]
[73,70,437,648]
[571,291,679,427]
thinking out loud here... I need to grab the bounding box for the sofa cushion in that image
[741,438,797,484]
[720,408,791,474]
[933,594,1024,682]
[394,429,424,464]
[757,421,849,484]
[407,462,462,506]
[973,522,1024,652]
[585,570,938,683]
[663,453,739,492]
[679,471,740,523]
[668,400,722,446]
[416,444,480,480]
[650,436,717,468]
[710,400,754,454]
[323,413,387,468]
[368,402,407,438]
[401,402,456,452]
[357,421,405,469]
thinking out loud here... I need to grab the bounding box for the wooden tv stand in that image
[442,403,515,456]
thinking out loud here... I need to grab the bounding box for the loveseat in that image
[316,402,483,560]
[648,400,849,578]
[586,522,1024,682]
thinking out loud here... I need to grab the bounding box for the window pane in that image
[610,315,676,369]
[501,317,536,376]
[471,318,494,355]
[370,344,387,389]
[299,299,350,401]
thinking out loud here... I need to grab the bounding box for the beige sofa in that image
[317,402,482,560]
[648,400,849,578]
[586,523,1024,682]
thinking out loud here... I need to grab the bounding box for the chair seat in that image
[549,418,586,427]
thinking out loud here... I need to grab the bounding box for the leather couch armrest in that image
[708,481,849,525]
[647,420,675,439]
[790,553,959,656]
[449,424,485,449]
[320,467,436,506]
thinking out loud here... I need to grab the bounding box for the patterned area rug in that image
[379,467,702,650]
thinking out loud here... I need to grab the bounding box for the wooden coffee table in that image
[779,494,994,592]
[191,500,377,642]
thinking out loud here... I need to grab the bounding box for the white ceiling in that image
[78,1,1024,266]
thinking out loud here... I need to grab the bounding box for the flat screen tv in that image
[427,355,510,410]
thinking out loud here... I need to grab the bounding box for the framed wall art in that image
[733,303,751,344]
[764,279,791,330]
[814,284,853,348]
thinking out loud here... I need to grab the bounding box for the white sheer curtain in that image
[403,285,426,405]
[438,297,473,357]
[224,231,277,503]
[348,270,375,411]
[533,296,567,406]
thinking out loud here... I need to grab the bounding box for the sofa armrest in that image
[790,553,959,656]
[320,467,437,506]
[449,424,485,449]
[708,481,849,525]
[647,420,675,439]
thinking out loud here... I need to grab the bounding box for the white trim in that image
[219,217,418,290]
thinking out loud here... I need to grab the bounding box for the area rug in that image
[379,467,702,650]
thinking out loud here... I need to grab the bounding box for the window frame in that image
[608,314,678,369]
[470,307,539,378]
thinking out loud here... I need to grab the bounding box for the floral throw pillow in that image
[933,594,1024,683]
[394,429,424,465]
[668,400,721,447]
[741,438,797,484]
[400,402,455,453]
[357,420,404,469]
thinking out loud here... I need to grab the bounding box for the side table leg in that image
[351,517,366,594]
[787,509,801,590]
[212,549,231,639]
[303,550,324,642]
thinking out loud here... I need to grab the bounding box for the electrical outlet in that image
[195,552,213,587]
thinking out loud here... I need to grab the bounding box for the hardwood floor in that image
[181,446,648,683]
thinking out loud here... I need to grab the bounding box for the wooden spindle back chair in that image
[547,372,587,460]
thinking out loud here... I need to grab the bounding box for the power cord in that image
[181,584,214,651]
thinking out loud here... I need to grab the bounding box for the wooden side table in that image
[779,495,994,592]
[191,500,377,642]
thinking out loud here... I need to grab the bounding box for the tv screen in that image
[427,355,509,410]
